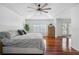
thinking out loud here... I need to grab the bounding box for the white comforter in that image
[2,33,45,50]
[11,33,43,40]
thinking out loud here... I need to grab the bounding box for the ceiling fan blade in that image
[34,3,38,7]
[41,3,48,8]
[41,10,48,13]
[27,7,36,9]
[41,8,51,10]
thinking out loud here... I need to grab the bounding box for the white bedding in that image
[11,33,43,40]
[3,33,45,50]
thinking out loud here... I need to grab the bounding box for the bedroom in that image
[0,3,79,55]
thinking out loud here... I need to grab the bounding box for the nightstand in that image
[0,40,3,55]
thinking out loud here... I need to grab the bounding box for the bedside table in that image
[0,41,3,55]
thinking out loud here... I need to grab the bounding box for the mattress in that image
[3,47,44,54]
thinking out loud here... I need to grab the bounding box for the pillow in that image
[22,30,26,34]
[4,32,11,39]
[17,30,26,35]
[0,32,6,39]
[18,30,23,35]
[7,30,19,38]
[0,32,10,39]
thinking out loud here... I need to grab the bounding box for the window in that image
[25,19,54,36]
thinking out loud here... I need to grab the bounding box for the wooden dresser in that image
[0,41,3,55]
[48,24,55,38]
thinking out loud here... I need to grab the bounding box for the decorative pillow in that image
[4,32,11,39]
[18,30,23,35]
[0,32,10,39]
[17,30,26,35]
[22,30,26,34]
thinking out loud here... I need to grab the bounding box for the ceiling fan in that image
[27,3,51,13]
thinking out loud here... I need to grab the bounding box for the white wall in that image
[56,4,79,51]
[71,5,79,51]
[0,5,24,31]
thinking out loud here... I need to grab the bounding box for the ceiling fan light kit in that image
[27,3,52,13]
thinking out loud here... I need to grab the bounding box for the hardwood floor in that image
[44,36,79,55]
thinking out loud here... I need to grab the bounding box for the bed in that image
[0,31,45,54]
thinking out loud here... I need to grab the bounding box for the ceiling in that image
[0,3,78,19]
